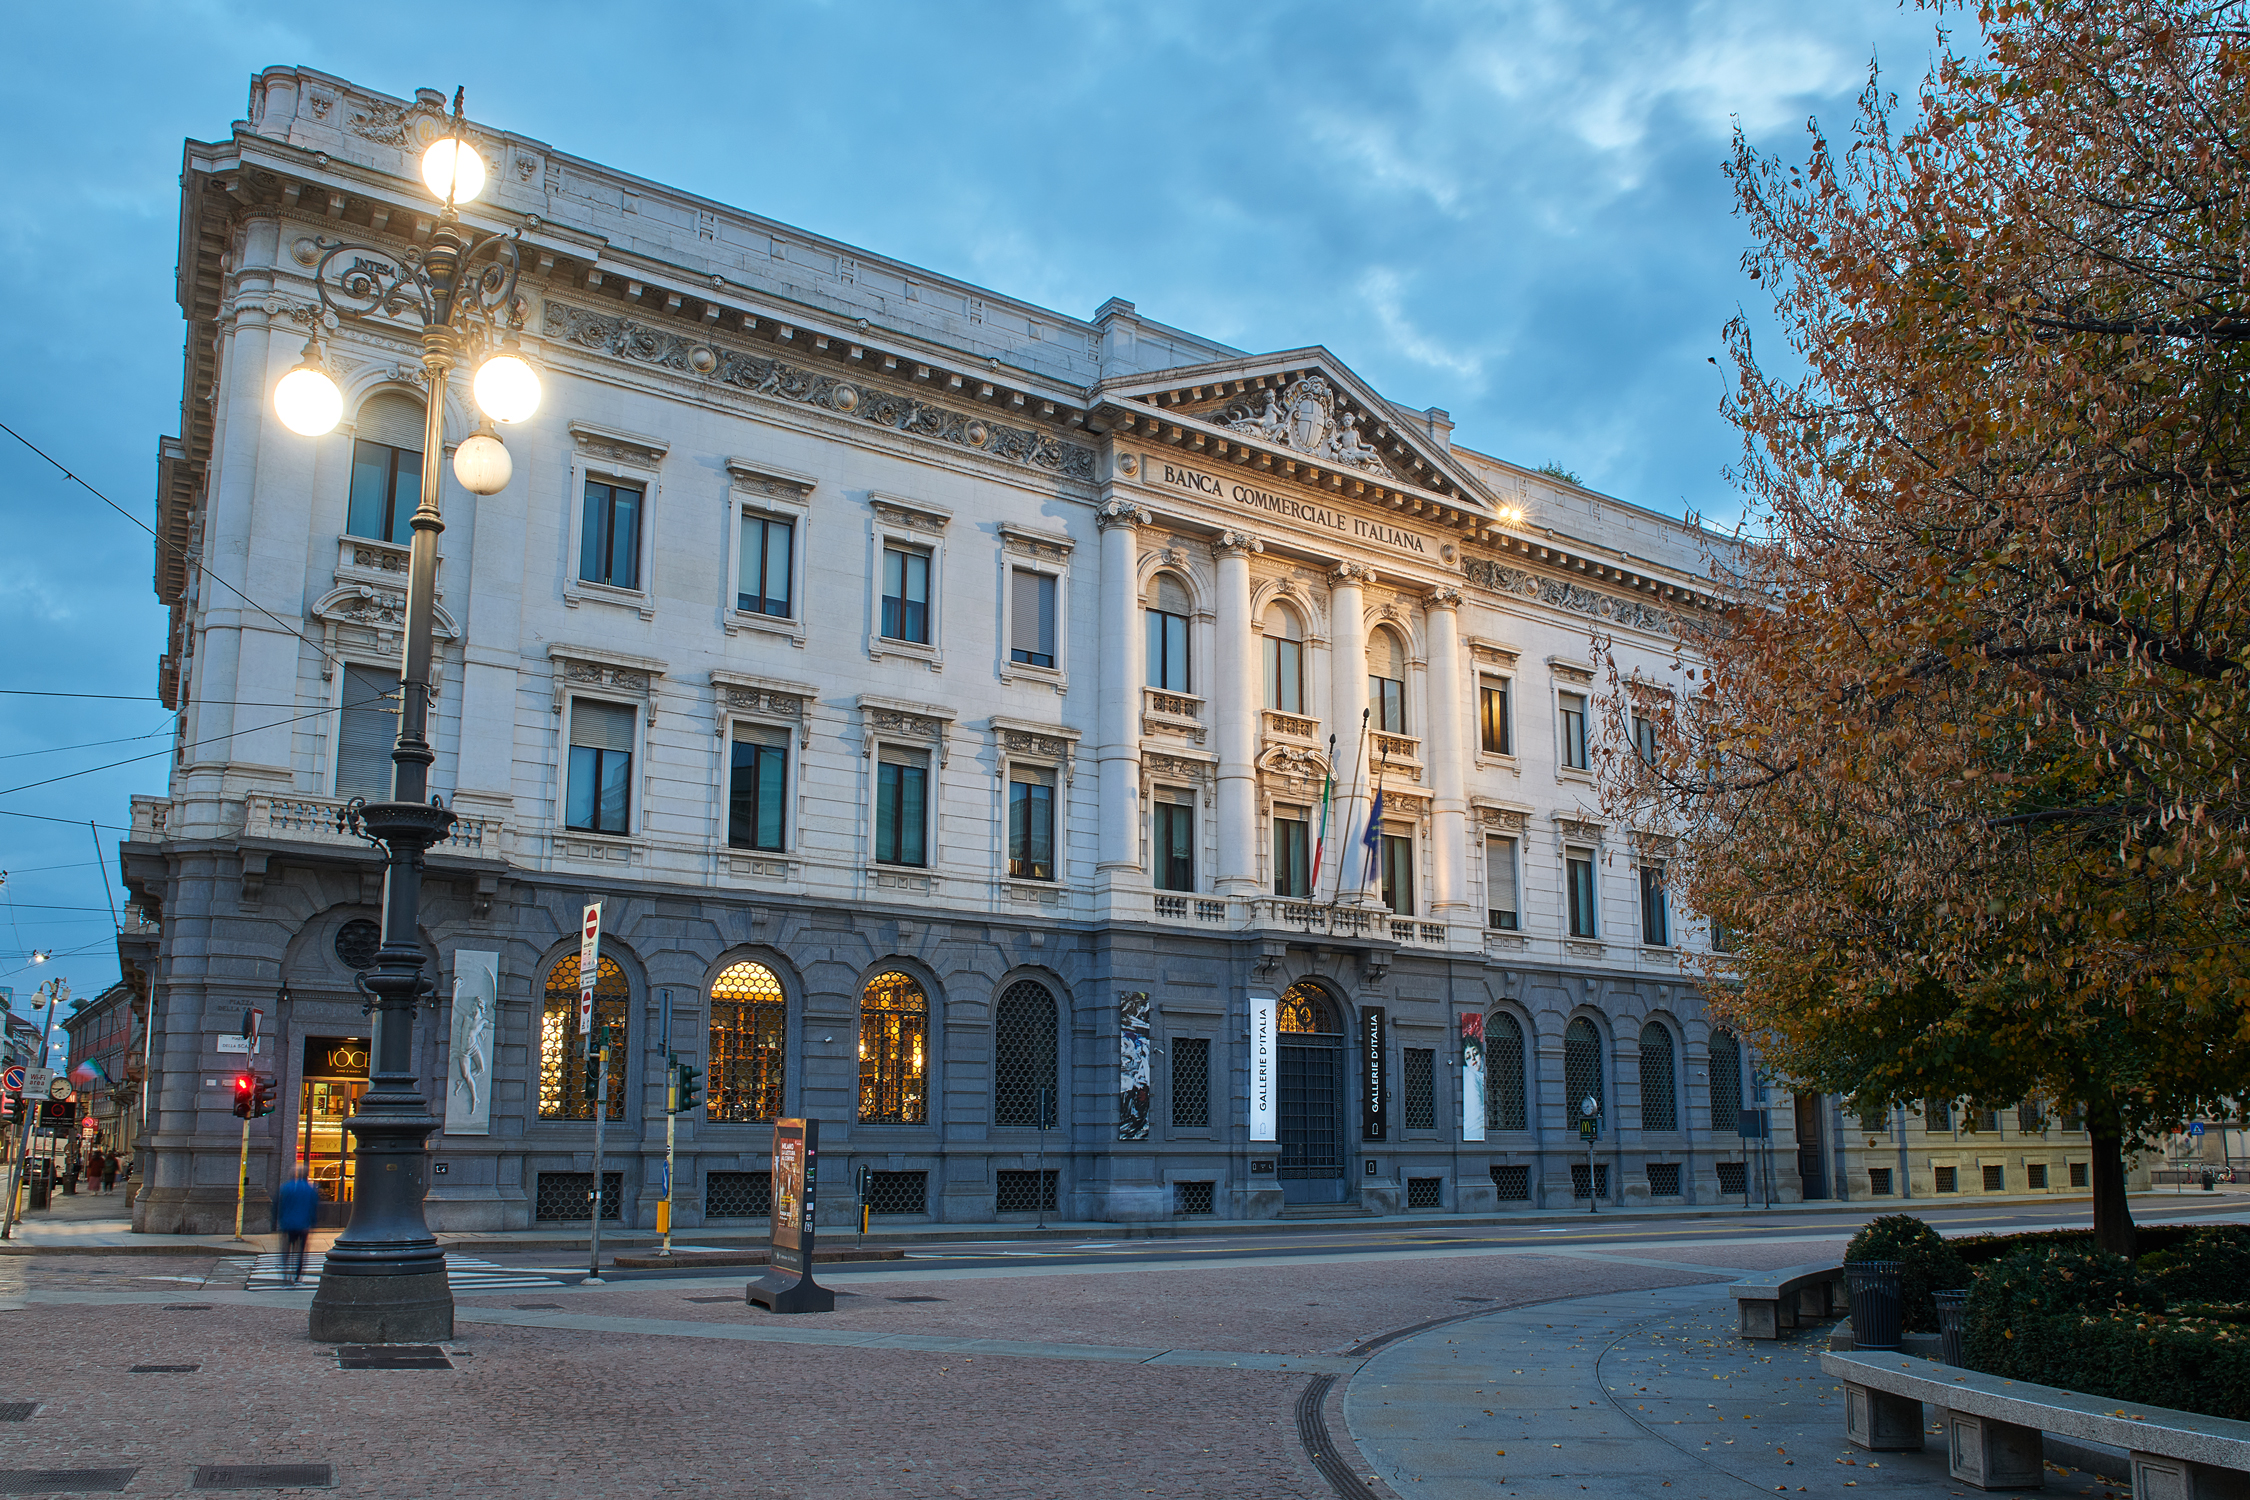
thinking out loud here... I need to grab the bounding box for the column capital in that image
[1096,499,1152,531]
[1212,530,1264,559]
[1424,585,1464,610]
[1331,562,1377,587]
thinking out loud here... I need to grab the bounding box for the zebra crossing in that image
[226,1253,566,1293]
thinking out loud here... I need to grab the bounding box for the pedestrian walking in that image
[84,1150,103,1193]
[276,1168,319,1284]
[100,1153,117,1193]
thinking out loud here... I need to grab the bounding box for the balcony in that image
[1142,688,1205,745]
[1261,710,1321,745]
[1370,731,1423,780]
[1152,894,1231,923]
[242,792,505,859]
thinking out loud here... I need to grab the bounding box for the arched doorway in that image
[1278,982,1347,1205]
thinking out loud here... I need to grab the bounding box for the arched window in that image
[1279,981,1339,1034]
[348,392,426,545]
[1264,603,1305,713]
[1146,573,1192,693]
[1486,1012,1528,1132]
[1368,627,1408,733]
[1710,1029,1743,1134]
[709,961,786,1122]
[860,971,928,1124]
[1564,1017,1604,1123]
[540,953,628,1120]
[1639,1021,1678,1132]
[993,980,1059,1127]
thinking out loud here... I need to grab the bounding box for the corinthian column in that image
[1096,499,1152,877]
[1213,530,1263,896]
[1424,586,1470,916]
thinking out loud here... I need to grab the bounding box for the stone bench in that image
[1822,1348,2250,1498]
[1729,1262,1845,1339]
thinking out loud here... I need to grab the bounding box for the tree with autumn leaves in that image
[1600,0,2250,1252]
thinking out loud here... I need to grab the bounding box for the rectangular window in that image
[1009,569,1057,668]
[579,479,643,590]
[1925,1099,1954,1131]
[1273,807,1311,898]
[346,439,420,545]
[1566,849,1598,938]
[1146,608,1190,691]
[2069,1162,2089,1188]
[1868,1167,1894,1196]
[737,513,794,617]
[565,699,635,835]
[1370,675,1405,733]
[1153,797,1194,892]
[1479,679,1511,755]
[726,724,789,852]
[1716,1161,1747,1195]
[1982,1163,2005,1192]
[1485,836,1519,930]
[1934,1165,1958,1193]
[1559,692,1590,770]
[1639,862,1669,946]
[1403,1047,1436,1131]
[875,749,928,866]
[1381,832,1414,915]
[1491,1164,1531,1200]
[881,544,931,643]
[1008,765,1056,881]
[2026,1162,2048,1190]
[334,664,399,802]
[1631,712,1658,766]
[1170,1036,1210,1128]
[1266,637,1304,712]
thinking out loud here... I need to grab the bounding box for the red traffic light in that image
[232,1072,256,1119]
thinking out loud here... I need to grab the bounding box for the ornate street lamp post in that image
[272,90,540,1342]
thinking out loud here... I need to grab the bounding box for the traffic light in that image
[673,1060,703,1115]
[231,1072,255,1120]
[252,1073,279,1118]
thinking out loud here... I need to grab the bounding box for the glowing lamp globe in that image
[273,362,343,437]
[452,429,512,495]
[421,137,486,204]
[473,352,541,424]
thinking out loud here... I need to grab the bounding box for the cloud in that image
[1358,268,1486,385]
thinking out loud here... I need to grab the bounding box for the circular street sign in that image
[2,1065,22,1093]
[47,1077,73,1101]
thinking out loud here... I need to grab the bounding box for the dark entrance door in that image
[1277,984,1347,1205]
[1794,1091,1828,1200]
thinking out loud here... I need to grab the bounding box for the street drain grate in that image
[163,1304,214,1311]
[510,1303,562,1310]
[886,1296,947,1303]
[0,1405,34,1422]
[1455,1296,1496,1303]
[0,1470,138,1494]
[335,1346,451,1370]
[191,1464,335,1490]
[130,1365,199,1374]
[681,1296,738,1304]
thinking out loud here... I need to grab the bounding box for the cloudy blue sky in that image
[0,0,1939,1023]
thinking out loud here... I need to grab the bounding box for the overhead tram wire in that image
[0,690,337,709]
[0,700,361,802]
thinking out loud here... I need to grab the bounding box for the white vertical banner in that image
[1460,1012,1487,1143]
[578,902,602,1046]
[446,949,500,1136]
[1248,991,1277,1142]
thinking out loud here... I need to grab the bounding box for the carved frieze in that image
[1220,376,1400,480]
[1464,558,1678,636]
[999,523,1074,561]
[1000,729,1070,760]
[726,687,803,718]
[1559,819,1604,844]
[872,709,943,737]
[1144,753,1213,785]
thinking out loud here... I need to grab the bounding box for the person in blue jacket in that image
[275,1168,321,1283]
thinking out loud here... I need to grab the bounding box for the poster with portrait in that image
[1118,992,1151,1140]
[1460,1012,1487,1143]
[444,948,500,1136]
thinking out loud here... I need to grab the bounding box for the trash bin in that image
[1849,1260,1903,1351]
[2203,1171,2216,1192]
[29,1170,50,1211]
[1933,1289,1969,1366]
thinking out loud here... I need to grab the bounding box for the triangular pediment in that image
[1091,347,1494,514]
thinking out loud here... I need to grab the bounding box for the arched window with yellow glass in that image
[540,953,628,1120]
[860,971,928,1124]
[709,960,787,1122]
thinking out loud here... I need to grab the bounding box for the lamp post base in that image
[310,1270,454,1343]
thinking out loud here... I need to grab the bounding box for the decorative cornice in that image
[567,419,670,467]
[1000,522,1075,561]
[725,458,817,502]
[1464,557,1678,637]
[870,494,951,532]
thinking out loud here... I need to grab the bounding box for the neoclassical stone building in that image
[123,66,1804,1234]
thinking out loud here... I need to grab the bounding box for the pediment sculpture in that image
[1221,376,1394,478]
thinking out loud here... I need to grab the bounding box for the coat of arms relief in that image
[1217,376,1399,479]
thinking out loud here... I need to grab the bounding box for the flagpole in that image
[1311,732,1336,897]
[1328,708,1371,909]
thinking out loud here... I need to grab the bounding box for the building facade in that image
[123,67,1802,1234]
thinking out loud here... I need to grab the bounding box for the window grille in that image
[1638,1023,1677,1132]
[334,919,382,972]
[709,962,786,1122]
[2017,1101,2046,1133]
[535,1171,621,1222]
[1407,1177,1443,1209]
[1174,1180,1216,1215]
[995,1169,1057,1214]
[1490,1164,1531,1200]
[705,1171,772,1219]
[1570,1163,1609,1199]
[2026,1163,2048,1190]
[2060,1104,2085,1132]
[865,1170,927,1215]
[1486,1013,1527,1132]
[1934,1166,1958,1193]
[1171,1037,1210,1128]
[1710,1031,1742,1135]
[1716,1161,1747,1195]
[1925,1099,1954,1131]
[1563,1018,1603,1121]
[1646,1162,1682,1196]
[1403,1048,1436,1131]
[1867,1168,1893,1196]
[992,980,1058,1128]
[1975,1109,2001,1133]
[1982,1164,2005,1192]
[2069,1162,2089,1188]
[1859,1101,1890,1133]
[859,972,928,1124]
[539,954,629,1121]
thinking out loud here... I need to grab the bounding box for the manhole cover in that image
[192,1464,335,1490]
[886,1296,947,1303]
[0,1405,34,1423]
[163,1304,213,1312]
[681,1296,737,1304]
[335,1346,450,1370]
[129,1365,199,1374]
[0,1470,138,1495]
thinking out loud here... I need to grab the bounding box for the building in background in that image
[1829,1097,2153,1205]
[62,981,140,1164]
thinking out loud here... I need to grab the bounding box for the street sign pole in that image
[233,1113,252,1241]
[660,988,675,1259]
[0,1084,29,1240]
[586,1032,610,1284]
[1035,1086,1051,1231]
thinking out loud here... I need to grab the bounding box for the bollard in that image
[1848,1260,1904,1351]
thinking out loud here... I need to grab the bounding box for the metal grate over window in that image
[1710,1031,1742,1135]
[539,955,629,1121]
[535,1171,621,1221]
[1638,1022,1677,1132]
[1564,1018,1604,1121]
[1406,1177,1443,1209]
[709,962,786,1122]
[1491,1164,1530,1200]
[1170,1037,1210,1128]
[1403,1048,1436,1132]
[1486,1013,1527,1132]
[1934,1166,1959,1192]
[1570,1163,1609,1199]
[1868,1168,1894,1195]
[334,918,381,972]
[705,1171,772,1219]
[859,972,928,1124]
[995,1169,1057,1214]
[2069,1162,2089,1187]
[1646,1162,1681,1196]
[1174,1179,1216,1215]
[993,980,1058,1128]
[865,1170,928,1215]
[1716,1161,1747,1195]
[1983,1164,2005,1192]
[1925,1099,1954,1131]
